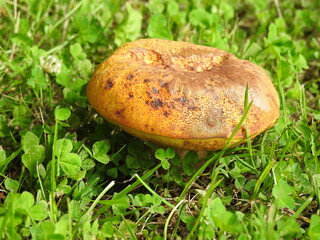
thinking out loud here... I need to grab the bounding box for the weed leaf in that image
[155,148,166,162]
[272,179,295,209]
[308,215,320,239]
[60,153,81,176]
[147,14,172,39]
[208,198,244,233]
[16,192,35,215]
[30,201,48,221]
[54,106,71,121]
[21,132,45,176]
[182,151,197,176]
[92,140,110,164]
[55,138,73,158]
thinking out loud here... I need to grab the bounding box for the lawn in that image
[0,0,319,239]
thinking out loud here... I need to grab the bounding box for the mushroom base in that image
[108,119,251,151]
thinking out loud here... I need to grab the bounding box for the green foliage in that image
[55,138,81,176]
[155,147,175,170]
[92,140,110,164]
[147,14,172,40]
[21,131,45,176]
[308,215,320,239]
[0,0,319,239]
[272,179,295,210]
[204,198,245,235]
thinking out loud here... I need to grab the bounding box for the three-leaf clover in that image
[155,147,175,170]
[55,138,81,176]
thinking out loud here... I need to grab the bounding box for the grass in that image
[0,0,320,239]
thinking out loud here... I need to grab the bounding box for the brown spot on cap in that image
[163,111,169,117]
[188,105,198,111]
[160,82,168,88]
[153,88,159,94]
[105,80,114,90]
[127,74,133,80]
[115,109,125,118]
[150,98,163,109]
[175,96,187,105]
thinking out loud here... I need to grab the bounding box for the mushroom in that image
[86,39,280,151]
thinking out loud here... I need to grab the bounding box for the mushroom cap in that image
[87,39,280,151]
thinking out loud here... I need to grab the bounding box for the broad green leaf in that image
[167,1,179,17]
[151,194,161,206]
[100,221,114,238]
[124,3,142,41]
[70,43,86,60]
[132,194,144,206]
[268,23,277,42]
[56,65,71,87]
[54,106,71,121]
[209,198,244,233]
[111,195,130,214]
[272,179,295,209]
[118,219,137,237]
[92,140,110,164]
[69,170,86,181]
[147,14,172,39]
[30,201,48,221]
[10,33,33,46]
[69,200,82,221]
[189,9,211,28]
[55,138,73,158]
[56,183,72,195]
[71,78,86,91]
[128,141,145,156]
[171,166,183,184]
[55,214,69,237]
[69,169,87,181]
[153,205,165,214]
[77,18,101,44]
[30,221,55,239]
[126,155,139,169]
[308,215,320,239]
[165,147,175,159]
[27,66,47,92]
[82,158,95,170]
[114,2,142,46]
[220,2,234,22]
[293,54,308,70]
[278,218,301,237]
[76,59,92,78]
[16,191,35,215]
[182,151,197,176]
[22,131,40,152]
[4,178,19,192]
[162,160,170,170]
[22,145,45,175]
[59,153,81,176]
[147,0,165,13]
[107,167,118,178]
[155,148,166,161]
[12,105,30,128]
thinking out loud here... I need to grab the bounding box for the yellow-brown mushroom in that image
[87,39,280,151]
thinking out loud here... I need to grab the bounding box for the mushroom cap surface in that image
[87,39,280,151]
